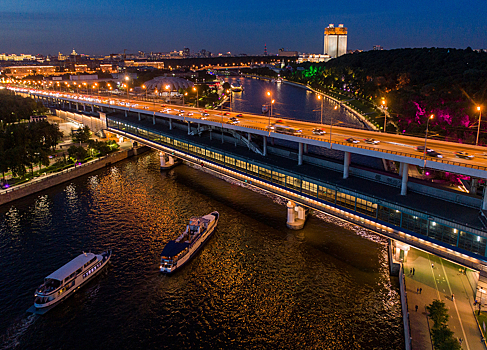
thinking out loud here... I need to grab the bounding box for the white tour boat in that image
[160,211,219,273]
[28,250,112,314]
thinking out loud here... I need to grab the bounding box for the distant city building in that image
[373,45,384,51]
[183,48,190,57]
[298,54,331,63]
[5,65,56,78]
[0,53,35,61]
[324,24,347,58]
[277,48,298,57]
[264,44,268,56]
[30,115,48,123]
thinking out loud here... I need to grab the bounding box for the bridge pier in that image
[91,104,94,113]
[393,240,410,262]
[263,136,267,156]
[169,119,172,130]
[343,152,351,179]
[401,162,409,196]
[248,133,251,142]
[138,112,141,121]
[304,144,308,154]
[159,152,179,170]
[286,200,309,230]
[153,113,156,125]
[125,110,128,117]
[298,143,303,165]
[483,187,487,210]
[76,102,79,111]
[83,104,86,112]
[187,122,191,135]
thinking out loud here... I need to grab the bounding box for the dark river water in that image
[0,152,403,349]
[0,78,402,349]
[222,76,366,129]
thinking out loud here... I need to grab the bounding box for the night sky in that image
[0,0,486,56]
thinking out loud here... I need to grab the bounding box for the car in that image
[364,138,380,144]
[201,112,209,117]
[312,128,326,135]
[179,109,184,113]
[416,146,433,152]
[200,116,208,120]
[223,112,230,116]
[426,150,443,158]
[346,138,360,144]
[178,113,184,117]
[143,106,149,110]
[455,151,474,160]
[236,114,243,118]
[187,112,194,116]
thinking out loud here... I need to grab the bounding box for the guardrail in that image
[18,87,487,173]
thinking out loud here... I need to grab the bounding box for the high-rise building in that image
[323,24,347,58]
[373,45,384,51]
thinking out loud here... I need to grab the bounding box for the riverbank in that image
[242,74,379,131]
[0,146,150,207]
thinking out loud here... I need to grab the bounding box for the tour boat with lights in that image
[27,250,112,314]
[160,211,219,273]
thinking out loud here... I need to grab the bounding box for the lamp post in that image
[142,85,147,101]
[330,105,338,147]
[266,91,274,131]
[476,106,482,146]
[423,114,434,167]
[193,86,198,108]
[165,84,171,104]
[125,76,130,100]
[318,95,323,124]
[381,99,387,132]
[183,92,187,106]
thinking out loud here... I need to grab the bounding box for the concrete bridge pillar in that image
[169,119,172,130]
[263,136,267,156]
[401,162,409,196]
[343,151,351,179]
[471,178,479,195]
[187,122,191,135]
[83,104,86,112]
[483,187,487,210]
[138,112,141,121]
[91,104,94,113]
[248,133,251,142]
[159,152,175,169]
[100,106,103,112]
[298,142,303,165]
[393,240,410,262]
[69,101,71,109]
[76,102,79,111]
[153,113,156,125]
[125,110,128,117]
[286,201,308,230]
[304,144,308,153]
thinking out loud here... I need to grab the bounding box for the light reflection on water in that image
[0,152,403,349]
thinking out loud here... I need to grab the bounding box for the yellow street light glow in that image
[478,106,481,111]
[266,91,271,96]
[430,114,434,119]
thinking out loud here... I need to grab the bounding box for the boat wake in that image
[1,314,38,349]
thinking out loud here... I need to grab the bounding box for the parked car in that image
[455,151,474,160]
[312,128,326,135]
[364,138,380,144]
[346,138,360,144]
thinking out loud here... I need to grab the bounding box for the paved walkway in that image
[404,248,485,350]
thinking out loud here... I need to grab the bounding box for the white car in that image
[346,138,360,144]
[187,112,194,116]
[312,128,326,135]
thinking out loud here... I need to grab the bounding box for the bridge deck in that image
[111,112,484,232]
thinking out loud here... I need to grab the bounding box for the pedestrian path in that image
[404,248,485,350]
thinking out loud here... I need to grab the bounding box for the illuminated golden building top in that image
[324,26,347,35]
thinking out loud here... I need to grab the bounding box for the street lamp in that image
[318,95,323,124]
[193,86,199,108]
[142,85,147,101]
[183,92,188,105]
[476,106,482,146]
[125,76,130,100]
[381,99,387,132]
[330,105,338,147]
[423,114,434,167]
[165,84,171,104]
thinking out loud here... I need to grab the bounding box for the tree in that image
[67,145,87,162]
[71,125,91,143]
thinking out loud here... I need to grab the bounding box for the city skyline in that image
[0,0,486,55]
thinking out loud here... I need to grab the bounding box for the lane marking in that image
[440,259,470,350]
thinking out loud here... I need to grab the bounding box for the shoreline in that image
[0,146,150,207]
[241,74,377,131]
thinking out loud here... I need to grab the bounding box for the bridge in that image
[12,86,487,278]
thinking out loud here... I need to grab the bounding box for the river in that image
[0,78,403,349]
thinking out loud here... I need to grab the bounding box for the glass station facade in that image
[108,118,487,258]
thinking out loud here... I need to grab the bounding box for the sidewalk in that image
[404,248,485,350]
